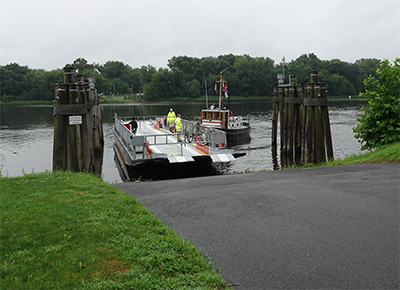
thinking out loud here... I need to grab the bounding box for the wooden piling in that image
[289,76,303,166]
[272,71,333,168]
[53,66,104,175]
[278,87,285,151]
[52,84,68,171]
[321,83,334,160]
[67,84,79,171]
[283,87,290,156]
[303,71,333,163]
[313,84,325,163]
[272,87,279,147]
[77,76,91,172]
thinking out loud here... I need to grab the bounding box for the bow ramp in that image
[113,115,238,180]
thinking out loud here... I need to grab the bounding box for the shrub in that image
[353,59,400,150]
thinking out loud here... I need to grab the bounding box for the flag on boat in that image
[214,84,218,95]
[224,84,228,98]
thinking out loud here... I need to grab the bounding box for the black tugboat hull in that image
[220,123,251,146]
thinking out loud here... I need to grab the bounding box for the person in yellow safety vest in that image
[167,108,176,132]
[175,114,183,142]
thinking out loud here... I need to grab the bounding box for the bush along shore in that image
[0,171,229,290]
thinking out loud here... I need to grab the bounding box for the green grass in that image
[0,171,229,290]
[327,95,364,99]
[99,95,271,103]
[286,142,400,170]
[324,142,400,165]
[0,100,53,105]
[99,96,140,104]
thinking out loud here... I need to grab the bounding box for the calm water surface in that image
[0,99,365,183]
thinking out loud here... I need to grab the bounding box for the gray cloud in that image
[1,0,398,70]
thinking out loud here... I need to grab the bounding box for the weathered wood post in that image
[302,71,333,163]
[303,75,315,163]
[89,84,104,174]
[76,75,91,172]
[321,83,334,160]
[289,76,303,165]
[53,82,68,170]
[278,87,284,152]
[272,70,333,168]
[272,87,279,147]
[283,86,290,160]
[53,66,104,175]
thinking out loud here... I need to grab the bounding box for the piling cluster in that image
[52,67,104,174]
[272,71,333,167]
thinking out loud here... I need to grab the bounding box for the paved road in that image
[115,163,400,289]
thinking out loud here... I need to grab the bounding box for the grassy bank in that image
[0,95,363,106]
[0,171,229,290]
[324,142,400,165]
[293,142,400,169]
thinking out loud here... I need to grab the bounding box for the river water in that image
[0,99,365,183]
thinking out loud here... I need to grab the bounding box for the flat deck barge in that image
[113,114,241,180]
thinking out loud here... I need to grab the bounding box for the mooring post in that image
[52,83,68,171]
[89,85,104,174]
[286,86,293,165]
[302,71,333,164]
[294,84,302,165]
[313,83,325,163]
[272,87,279,148]
[52,66,103,175]
[284,87,291,156]
[272,71,333,168]
[68,83,80,171]
[279,87,285,151]
[304,81,315,163]
[321,83,334,160]
[289,75,303,166]
[76,75,92,172]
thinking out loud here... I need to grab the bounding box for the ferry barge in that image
[113,114,243,180]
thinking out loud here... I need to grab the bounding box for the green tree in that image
[139,65,157,86]
[354,58,380,92]
[44,69,64,100]
[102,61,132,83]
[0,63,29,100]
[111,78,129,95]
[68,58,92,73]
[319,70,356,96]
[94,74,111,95]
[353,59,400,150]
[185,79,201,98]
[286,54,322,87]
[143,69,169,100]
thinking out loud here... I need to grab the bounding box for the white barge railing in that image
[113,114,228,163]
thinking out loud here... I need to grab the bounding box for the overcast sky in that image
[0,0,399,71]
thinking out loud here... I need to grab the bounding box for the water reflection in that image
[0,99,365,182]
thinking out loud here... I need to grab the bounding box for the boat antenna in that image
[205,79,208,108]
[217,72,223,109]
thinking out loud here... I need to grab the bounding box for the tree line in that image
[0,53,382,102]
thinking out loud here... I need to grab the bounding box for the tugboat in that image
[200,73,251,146]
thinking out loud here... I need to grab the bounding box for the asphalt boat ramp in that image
[115,163,399,289]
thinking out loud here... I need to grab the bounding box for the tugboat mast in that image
[216,72,227,109]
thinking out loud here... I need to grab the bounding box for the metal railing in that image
[114,114,228,160]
